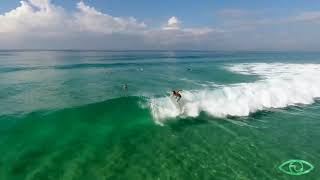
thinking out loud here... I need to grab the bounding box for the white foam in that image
[150,63,320,124]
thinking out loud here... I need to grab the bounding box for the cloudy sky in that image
[0,0,320,50]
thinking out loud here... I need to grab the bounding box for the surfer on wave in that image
[172,90,182,102]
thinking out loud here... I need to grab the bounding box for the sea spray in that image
[150,63,320,123]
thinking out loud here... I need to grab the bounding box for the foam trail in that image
[150,63,320,124]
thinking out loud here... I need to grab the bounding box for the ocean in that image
[0,50,319,179]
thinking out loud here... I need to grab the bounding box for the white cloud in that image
[163,16,180,30]
[0,1,320,50]
[74,2,146,34]
[28,0,51,10]
[162,16,218,35]
[0,0,146,35]
[0,0,66,34]
[0,2,220,49]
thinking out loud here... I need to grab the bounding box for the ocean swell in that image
[150,63,320,124]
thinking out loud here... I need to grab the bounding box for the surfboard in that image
[169,95,184,112]
[170,95,179,104]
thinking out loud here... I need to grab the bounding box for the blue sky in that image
[1,0,320,50]
[1,0,319,26]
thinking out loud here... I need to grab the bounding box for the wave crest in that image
[150,63,320,124]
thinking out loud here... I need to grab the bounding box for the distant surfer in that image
[123,84,128,91]
[172,90,182,102]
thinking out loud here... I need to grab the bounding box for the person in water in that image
[123,84,128,91]
[172,90,182,102]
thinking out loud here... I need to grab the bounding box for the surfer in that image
[172,90,182,102]
[123,84,128,91]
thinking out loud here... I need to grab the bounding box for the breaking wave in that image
[150,63,320,124]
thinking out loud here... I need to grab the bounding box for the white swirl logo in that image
[279,159,314,176]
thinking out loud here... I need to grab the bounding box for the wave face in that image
[150,63,320,124]
[0,96,151,129]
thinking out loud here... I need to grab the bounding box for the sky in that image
[0,0,320,50]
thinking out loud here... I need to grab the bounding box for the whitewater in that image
[150,63,320,124]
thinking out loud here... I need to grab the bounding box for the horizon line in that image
[1,49,320,53]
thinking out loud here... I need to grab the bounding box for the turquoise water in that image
[0,51,320,179]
